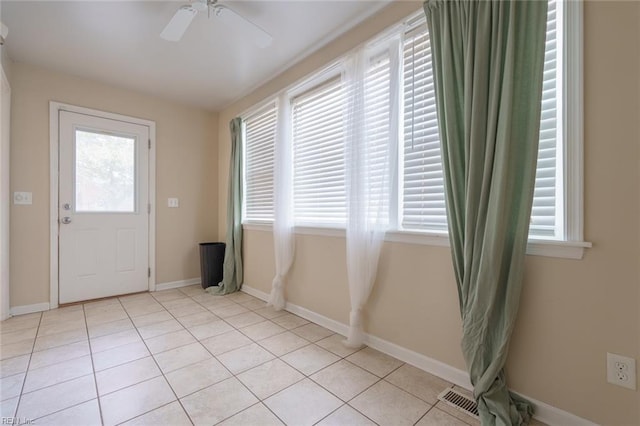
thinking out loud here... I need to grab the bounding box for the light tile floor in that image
[0,286,541,425]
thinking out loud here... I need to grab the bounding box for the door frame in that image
[49,102,156,309]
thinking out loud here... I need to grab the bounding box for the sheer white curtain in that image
[268,93,295,311]
[343,39,400,348]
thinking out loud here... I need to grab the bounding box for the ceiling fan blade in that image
[161,6,198,42]
[213,5,273,48]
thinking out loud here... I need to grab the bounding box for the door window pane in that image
[75,130,136,212]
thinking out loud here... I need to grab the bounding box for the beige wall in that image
[218,1,640,424]
[10,62,219,307]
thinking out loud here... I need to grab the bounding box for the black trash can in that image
[199,242,226,289]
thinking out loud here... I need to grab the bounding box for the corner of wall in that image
[0,46,12,84]
[217,113,230,239]
[209,110,220,242]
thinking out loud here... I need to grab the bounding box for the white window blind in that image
[401,6,561,237]
[363,51,393,223]
[292,77,347,225]
[531,0,561,238]
[244,103,276,222]
[243,1,572,245]
[401,22,446,232]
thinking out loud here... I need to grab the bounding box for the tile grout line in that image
[108,299,185,421]
[17,309,98,423]
[216,307,379,425]
[115,293,196,426]
[5,287,452,426]
[211,295,389,425]
[163,288,288,425]
[343,358,460,426]
[305,348,411,425]
[411,404,472,426]
[413,407,431,426]
[14,335,363,421]
[193,291,295,426]
[183,289,268,336]
[24,373,97,423]
[125,288,273,420]
[165,289,245,425]
[172,288,291,425]
[12,311,43,420]
[429,403,477,426]
[156,288,308,425]
[16,295,263,421]
[306,354,388,425]
[82,303,106,426]
[372,362,476,426]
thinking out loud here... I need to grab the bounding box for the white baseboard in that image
[241,284,597,426]
[512,393,599,426]
[364,328,473,390]
[155,278,201,292]
[10,302,50,316]
[239,285,270,302]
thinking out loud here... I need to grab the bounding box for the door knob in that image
[63,203,71,210]
[61,217,72,224]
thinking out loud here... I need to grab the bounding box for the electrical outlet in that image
[607,353,636,390]
[167,198,179,208]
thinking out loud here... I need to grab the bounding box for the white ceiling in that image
[1,0,391,111]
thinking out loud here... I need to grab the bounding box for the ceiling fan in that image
[161,0,273,48]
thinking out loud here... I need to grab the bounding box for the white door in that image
[59,111,150,304]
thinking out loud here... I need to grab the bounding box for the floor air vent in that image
[437,388,480,419]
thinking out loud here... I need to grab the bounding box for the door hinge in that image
[148,139,151,149]
[148,268,151,278]
[147,203,151,214]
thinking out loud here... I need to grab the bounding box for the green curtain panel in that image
[423,1,548,424]
[209,117,244,295]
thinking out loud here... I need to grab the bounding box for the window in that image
[292,77,346,225]
[75,130,135,213]
[291,47,395,227]
[362,50,394,225]
[243,103,276,222]
[400,1,563,239]
[242,0,585,255]
[531,0,562,238]
[401,20,446,232]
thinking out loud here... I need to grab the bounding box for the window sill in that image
[525,239,592,260]
[388,231,593,260]
[241,223,592,260]
[242,223,273,232]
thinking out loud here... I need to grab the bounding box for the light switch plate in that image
[13,192,32,205]
[168,198,179,208]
